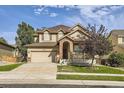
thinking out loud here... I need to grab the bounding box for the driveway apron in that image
[0,62,57,80]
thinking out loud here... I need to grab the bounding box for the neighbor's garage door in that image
[31,52,51,62]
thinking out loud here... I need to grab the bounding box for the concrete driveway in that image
[0,62,57,80]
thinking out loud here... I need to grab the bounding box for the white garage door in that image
[31,52,52,62]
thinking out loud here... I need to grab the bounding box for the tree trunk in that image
[91,56,95,67]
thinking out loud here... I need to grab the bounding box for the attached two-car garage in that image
[26,42,57,63]
[31,52,52,63]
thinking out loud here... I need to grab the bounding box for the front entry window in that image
[74,44,82,52]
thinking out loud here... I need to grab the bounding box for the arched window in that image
[58,31,64,39]
[44,31,50,40]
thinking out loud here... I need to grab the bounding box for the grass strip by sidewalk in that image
[0,63,22,71]
[57,74,124,81]
[58,65,124,74]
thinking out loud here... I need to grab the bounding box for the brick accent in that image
[59,37,73,59]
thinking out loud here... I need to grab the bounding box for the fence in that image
[70,53,96,66]
[0,55,16,63]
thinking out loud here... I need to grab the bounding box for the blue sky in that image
[0,5,124,44]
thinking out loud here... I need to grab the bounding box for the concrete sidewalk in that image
[57,72,124,76]
[0,79,124,87]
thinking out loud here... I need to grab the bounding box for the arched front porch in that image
[59,38,73,60]
[63,41,70,59]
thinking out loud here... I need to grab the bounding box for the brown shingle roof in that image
[0,41,15,49]
[37,25,71,34]
[25,42,57,48]
[109,30,124,37]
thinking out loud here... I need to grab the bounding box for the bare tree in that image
[79,24,113,66]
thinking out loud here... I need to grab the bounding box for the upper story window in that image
[58,31,64,39]
[118,35,124,44]
[43,31,50,41]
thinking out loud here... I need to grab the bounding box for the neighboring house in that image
[26,24,90,63]
[108,30,124,54]
[0,41,16,62]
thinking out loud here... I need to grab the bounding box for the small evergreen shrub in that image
[109,53,124,67]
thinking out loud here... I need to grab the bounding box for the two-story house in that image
[108,30,124,54]
[26,24,90,63]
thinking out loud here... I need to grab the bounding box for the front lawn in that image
[0,63,22,71]
[58,65,124,74]
[57,74,124,81]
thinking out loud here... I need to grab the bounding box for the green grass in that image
[58,65,124,74]
[57,74,124,81]
[0,63,22,71]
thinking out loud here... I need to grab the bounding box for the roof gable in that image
[58,36,74,42]
[58,29,90,42]
[70,23,87,31]
[58,29,64,33]
[37,25,71,34]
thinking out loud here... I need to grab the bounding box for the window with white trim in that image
[43,31,50,40]
[58,31,64,39]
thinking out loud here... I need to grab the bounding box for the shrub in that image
[101,59,110,66]
[109,53,124,67]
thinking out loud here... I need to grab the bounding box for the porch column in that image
[59,41,63,59]
[70,42,73,53]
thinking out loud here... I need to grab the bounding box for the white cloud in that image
[34,6,45,15]
[71,5,124,27]
[65,7,70,11]
[33,5,124,30]
[109,5,123,11]
[49,13,58,17]
[34,11,40,15]
[64,16,85,26]
[77,6,123,18]
[34,6,58,17]
[44,5,65,8]
[34,5,124,18]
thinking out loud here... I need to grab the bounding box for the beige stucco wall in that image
[39,34,42,42]
[109,34,124,53]
[69,30,88,40]
[38,33,57,42]
[72,26,80,31]
[72,25,84,31]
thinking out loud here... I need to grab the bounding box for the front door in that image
[63,41,70,59]
[63,48,68,59]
